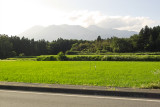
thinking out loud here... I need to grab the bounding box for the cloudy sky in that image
[0,0,160,35]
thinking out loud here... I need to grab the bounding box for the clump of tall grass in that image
[141,82,160,89]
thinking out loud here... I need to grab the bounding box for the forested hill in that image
[0,25,160,59]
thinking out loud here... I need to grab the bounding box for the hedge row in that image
[37,56,57,61]
[101,55,160,61]
[37,55,160,61]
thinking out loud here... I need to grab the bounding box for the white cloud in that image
[112,16,156,31]
[64,10,106,27]
[64,11,159,32]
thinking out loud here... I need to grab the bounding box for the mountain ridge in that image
[18,25,137,41]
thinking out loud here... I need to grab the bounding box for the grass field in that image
[0,61,160,88]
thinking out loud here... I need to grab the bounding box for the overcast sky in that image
[0,0,160,35]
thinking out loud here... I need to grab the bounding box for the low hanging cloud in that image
[65,10,159,32]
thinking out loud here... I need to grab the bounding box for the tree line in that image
[0,36,79,59]
[70,25,160,53]
[0,25,160,59]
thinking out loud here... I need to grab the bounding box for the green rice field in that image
[0,61,160,88]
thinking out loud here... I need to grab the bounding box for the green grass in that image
[0,61,160,88]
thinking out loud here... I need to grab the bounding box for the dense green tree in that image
[130,34,139,51]
[155,33,160,51]
[0,35,13,59]
[111,37,132,52]
[9,36,21,54]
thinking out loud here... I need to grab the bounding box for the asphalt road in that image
[0,89,160,107]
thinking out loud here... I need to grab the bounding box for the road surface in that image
[0,89,159,107]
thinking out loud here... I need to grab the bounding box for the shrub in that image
[57,52,68,61]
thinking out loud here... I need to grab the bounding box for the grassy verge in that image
[0,61,160,88]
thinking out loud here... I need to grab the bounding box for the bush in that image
[57,52,68,61]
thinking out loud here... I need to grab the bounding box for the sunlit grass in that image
[0,61,160,88]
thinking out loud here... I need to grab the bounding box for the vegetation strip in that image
[36,54,160,61]
[1,26,160,59]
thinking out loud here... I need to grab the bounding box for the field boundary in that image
[0,82,160,99]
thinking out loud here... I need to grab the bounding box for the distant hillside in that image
[18,24,137,41]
